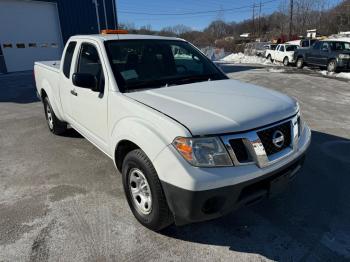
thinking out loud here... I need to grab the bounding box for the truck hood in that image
[125,79,298,135]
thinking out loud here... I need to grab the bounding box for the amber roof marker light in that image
[101,29,128,34]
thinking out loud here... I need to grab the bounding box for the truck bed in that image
[34,60,63,118]
[35,60,60,73]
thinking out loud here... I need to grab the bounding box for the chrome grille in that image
[221,115,299,168]
[257,121,292,155]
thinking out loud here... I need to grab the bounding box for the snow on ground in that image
[319,70,350,80]
[220,52,273,65]
[268,68,286,73]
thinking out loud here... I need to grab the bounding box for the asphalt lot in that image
[0,66,349,261]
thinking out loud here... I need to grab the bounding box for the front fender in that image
[110,117,172,164]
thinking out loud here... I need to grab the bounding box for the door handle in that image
[70,90,78,96]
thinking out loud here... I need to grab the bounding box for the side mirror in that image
[72,73,99,91]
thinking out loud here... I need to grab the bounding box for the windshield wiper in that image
[168,74,213,86]
[124,79,167,92]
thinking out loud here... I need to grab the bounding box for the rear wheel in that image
[327,59,337,73]
[296,57,304,69]
[122,149,173,231]
[43,97,67,135]
[267,54,273,62]
[283,57,289,66]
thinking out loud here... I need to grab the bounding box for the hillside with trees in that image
[120,0,350,51]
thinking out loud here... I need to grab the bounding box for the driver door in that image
[69,40,109,152]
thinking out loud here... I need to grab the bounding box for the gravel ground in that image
[0,66,349,262]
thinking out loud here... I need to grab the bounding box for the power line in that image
[118,0,280,16]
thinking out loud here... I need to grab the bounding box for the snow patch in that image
[268,68,286,73]
[221,52,273,65]
[319,71,350,80]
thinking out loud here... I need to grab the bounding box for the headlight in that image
[173,137,232,167]
[338,54,350,59]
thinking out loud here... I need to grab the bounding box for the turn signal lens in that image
[173,137,233,167]
[173,137,193,161]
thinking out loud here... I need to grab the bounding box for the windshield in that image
[329,41,350,51]
[104,39,228,92]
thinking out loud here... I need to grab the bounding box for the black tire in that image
[283,57,289,66]
[327,59,337,73]
[296,57,304,69]
[267,54,273,62]
[122,149,173,231]
[43,97,67,135]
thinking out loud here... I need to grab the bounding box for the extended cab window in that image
[63,41,77,78]
[104,39,227,92]
[77,43,104,90]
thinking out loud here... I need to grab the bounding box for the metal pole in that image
[258,0,262,37]
[102,0,108,29]
[92,0,101,32]
[113,0,118,29]
[252,2,255,36]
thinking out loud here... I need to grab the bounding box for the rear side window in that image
[63,41,77,78]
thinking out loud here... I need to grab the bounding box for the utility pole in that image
[289,0,293,40]
[258,0,262,38]
[252,2,255,36]
[92,0,101,32]
[113,0,118,29]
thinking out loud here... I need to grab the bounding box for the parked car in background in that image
[262,44,278,57]
[265,44,299,65]
[286,39,317,48]
[34,31,311,231]
[300,39,318,48]
[244,42,270,57]
[294,39,350,72]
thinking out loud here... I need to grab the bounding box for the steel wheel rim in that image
[284,58,288,66]
[46,105,54,129]
[129,168,152,215]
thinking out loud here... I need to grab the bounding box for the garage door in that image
[0,0,63,72]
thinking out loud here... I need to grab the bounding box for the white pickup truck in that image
[265,43,299,65]
[34,32,311,231]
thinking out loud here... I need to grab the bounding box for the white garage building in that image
[0,0,117,73]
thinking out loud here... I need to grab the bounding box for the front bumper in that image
[336,58,350,70]
[153,122,311,225]
[162,153,305,225]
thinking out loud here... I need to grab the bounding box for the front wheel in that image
[296,57,304,69]
[122,149,173,231]
[43,97,67,135]
[283,57,289,66]
[267,54,273,62]
[327,59,337,73]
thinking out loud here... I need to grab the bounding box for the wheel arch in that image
[114,139,140,172]
[39,80,65,121]
[111,117,174,174]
